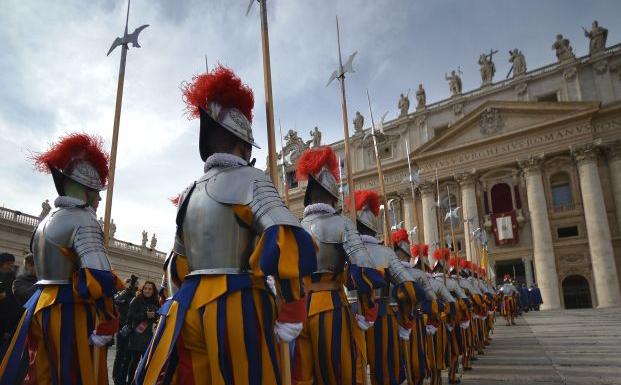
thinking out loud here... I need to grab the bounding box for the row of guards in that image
[0,1,521,384]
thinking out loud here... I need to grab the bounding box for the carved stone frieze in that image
[479,107,503,135]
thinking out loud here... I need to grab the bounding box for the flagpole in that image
[366,90,392,246]
[259,0,278,185]
[335,17,357,224]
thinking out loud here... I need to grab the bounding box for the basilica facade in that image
[281,35,621,310]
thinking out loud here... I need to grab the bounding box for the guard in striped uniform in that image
[428,249,455,385]
[391,230,437,385]
[292,147,384,385]
[349,196,418,385]
[0,133,124,385]
[499,274,519,326]
[135,66,317,385]
[446,258,471,384]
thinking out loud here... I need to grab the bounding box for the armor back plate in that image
[32,206,109,284]
[301,212,345,274]
[177,165,299,275]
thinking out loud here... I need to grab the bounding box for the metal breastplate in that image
[32,207,82,284]
[431,277,456,303]
[301,212,345,274]
[180,171,256,274]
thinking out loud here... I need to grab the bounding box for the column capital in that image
[518,155,545,175]
[571,142,602,165]
[604,139,621,161]
[455,171,477,187]
[419,181,436,195]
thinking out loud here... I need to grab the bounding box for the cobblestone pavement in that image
[460,308,621,385]
[108,308,621,384]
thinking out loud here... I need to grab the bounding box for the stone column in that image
[607,140,621,234]
[522,257,534,288]
[456,171,480,262]
[402,192,413,233]
[519,155,562,310]
[572,143,621,307]
[420,182,439,259]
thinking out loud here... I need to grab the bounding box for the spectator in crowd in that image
[112,275,139,385]
[0,252,20,354]
[530,284,543,311]
[12,254,37,306]
[125,281,159,385]
[519,283,530,313]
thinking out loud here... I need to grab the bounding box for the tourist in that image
[0,252,19,356]
[125,281,159,385]
[12,254,37,306]
[112,275,138,385]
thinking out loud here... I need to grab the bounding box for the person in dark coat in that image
[112,275,139,385]
[530,284,543,310]
[0,252,19,355]
[12,254,37,306]
[519,283,530,313]
[126,281,159,385]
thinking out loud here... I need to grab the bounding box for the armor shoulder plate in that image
[206,166,299,230]
[72,209,110,270]
[301,213,344,244]
[365,243,412,286]
[342,216,374,268]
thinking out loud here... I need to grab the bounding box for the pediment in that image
[413,101,599,157]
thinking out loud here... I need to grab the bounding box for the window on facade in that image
[557,226,579,238]
[537,92,559,102]
[286,171,298,189]
[491,183,513,213]
[550,172,571,207]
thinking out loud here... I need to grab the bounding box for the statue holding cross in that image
[479,49,498,86]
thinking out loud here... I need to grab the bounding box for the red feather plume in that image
[442,248,451,260]
[411,244,420,257]
[181,65,254,123]
[347,190,380,216]
[459,259,470,269]
[32,133,109,185]
[296,146,339,182]
[449,257,458,268]
[421,244,429,257]
[391,229,409,245]
[433,248,443,261]
[169,195,180,207]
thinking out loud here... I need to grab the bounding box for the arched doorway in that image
[562,275,592,309]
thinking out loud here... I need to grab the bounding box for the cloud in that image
[1,0,619,254]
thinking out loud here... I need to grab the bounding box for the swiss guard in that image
[350,192,418,385]
[292,146,384,385]
[428,249,455,385]
[135,65,317,385]
[0,133,123,385]
[391,229,437,385]
[499,274,520,326]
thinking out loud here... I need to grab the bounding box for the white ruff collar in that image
[204,153,247,173]
[54,196,94,213]
[360,234,380,244]
[303,203,336,217]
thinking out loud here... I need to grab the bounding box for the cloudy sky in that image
[1,0,619,252]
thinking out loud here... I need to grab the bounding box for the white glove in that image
[266,276,277,296]
[274,321,303,343]
[488,310,495,316]
[447,325,454,332]
[426,324,438,335]
[89,332,113,347]
[460,321,470,329]
[398,325,411,341]
[355,314,374,331]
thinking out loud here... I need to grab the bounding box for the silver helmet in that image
[201,100,259,149]
[353,190,380,234]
